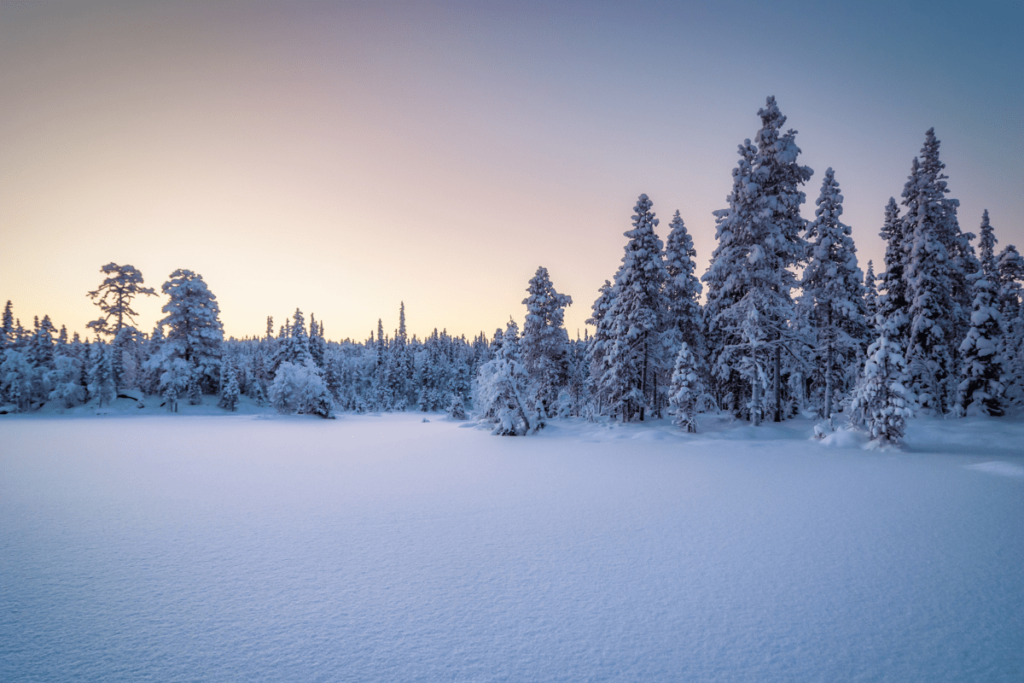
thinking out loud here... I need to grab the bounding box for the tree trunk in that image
[773,346,781,422]
[824,341,833,419]
[751,346,761,426]
[639,333,647,422]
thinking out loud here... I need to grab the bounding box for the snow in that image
[2,411,1023,682]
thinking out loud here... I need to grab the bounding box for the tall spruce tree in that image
[521,266,573,420]
[597,194,669,422]
[901,130,960,412]
[801,168,868,418]
[876,198,910,340]
[157,269,224,393]
[957,273,1004,416]
[663,211,704,356]
[864,261,879,327]
[702,97,812,424]
[977,210,998,281]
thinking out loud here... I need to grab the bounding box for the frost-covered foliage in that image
[848,335,915,444]
[876,198,910,338]
[977,210,998,281]
[447,392,467,420]
[520,266,572,420]
[87,342,115,407]
[270,361,333,418]
[154,270,224,394]
[702,97,812,423]
[594,194,669,422]
[474,320,535,435]
[668,342,706,433]
[901,130,963,412]
[48,354,86,408]
[86,263,156,339]
[864,261,879,328]
[801,168,868,417]
[995,244,1024,404]
[663,211,704,358]
[218,356,241,412]
[1,350,33,412]
[957,274,1004,416]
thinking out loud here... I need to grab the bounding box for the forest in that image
[3,98,1022,445]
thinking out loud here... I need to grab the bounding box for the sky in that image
[2,0,1021,342]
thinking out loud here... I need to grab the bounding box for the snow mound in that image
[966,461,1024,478]
[817,427,871,450]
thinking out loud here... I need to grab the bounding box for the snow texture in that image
[2,411,1022,682]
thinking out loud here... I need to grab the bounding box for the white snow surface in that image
[2,409,1023,682]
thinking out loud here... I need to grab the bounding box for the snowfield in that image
[2,411,1023,682]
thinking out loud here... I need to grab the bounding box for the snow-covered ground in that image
[2,410,1022,682]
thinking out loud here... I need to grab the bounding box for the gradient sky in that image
[2,0,1021,342]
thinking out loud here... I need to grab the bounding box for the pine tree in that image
[668,342,706,433]
[521,266,573,421]
[585,279,615,413]
[1,301,14,350]
[801,169,869,418]
[157,270,224,394]
[864,261,879,327]
[702,97,813,424]
[86,263,156,339]
[474,319,534,435]
[995,244,1024,403]
[876,197,910,340]
[218,356,241,412]
[448,392,467,420]
[88,343,115,407]
[957,274,1004,416]
[977,210,998,281]
[663,210,704,356]
[848,334,915,444]
[902,130,968,412]
[597,194,669,422]
[1,350,32,412]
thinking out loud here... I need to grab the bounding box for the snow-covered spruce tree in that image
[901,132,961,412]
[48,353,86,408]
[585,279,616,413]
[847,333,921,446]
[864,261,879,329]
[1,301,14,351]
[561,333,591,417]
[520,266,573,422]
[847,334,915,445]
[668,342,707,433]
[977,210,998,281]
[1,350,33,412]
[448,392,467,420]
[702,140,757,414]
[274,308,312,371]
[957,273,1004,416]
[801,169,869,418]
[309,314,326,369]
[86,263,156,340]
[88,343,115,408]
[996,244,1024,403]
[474,319,534,435]
[875,198,910,341]
[597,194,669,422]
[702,97,813,424]
[155,270,224,394]
[270,360,334,418]
[663,210,704,358]
[218,355,240,412]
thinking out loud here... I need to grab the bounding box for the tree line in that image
[2,97,1022,444]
